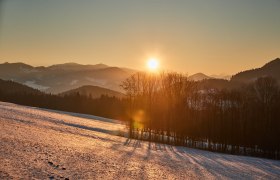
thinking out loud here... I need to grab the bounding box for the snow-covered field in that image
[0,102,280,179]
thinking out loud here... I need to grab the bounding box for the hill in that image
[231,58,280,83]
[197,58,280,90]
[60,85,124,99]
[0,79,41,95]
[0,78,126,119]
[0,101,279,179]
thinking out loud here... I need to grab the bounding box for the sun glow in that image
[147,58,159,71]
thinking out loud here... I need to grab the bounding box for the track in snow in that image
[0,102,280,179]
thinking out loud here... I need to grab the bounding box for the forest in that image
[1,74,280,159]
[121,72,280,159]
[0,79,127,120]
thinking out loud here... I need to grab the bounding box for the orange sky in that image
[0,0,279,75]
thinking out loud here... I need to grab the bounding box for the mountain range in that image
[197,58,280,90]
[0,62,136,94]
[0,57,279,94]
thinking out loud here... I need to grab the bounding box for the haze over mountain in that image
[0,57,279,94]
[48,63,109,71]
[0,79,41,95]
[188,73,213,81]
[60,85,124,99]
[0,62,136,94]
[211,74,231,80]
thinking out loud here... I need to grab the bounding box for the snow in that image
[0,102,279,179]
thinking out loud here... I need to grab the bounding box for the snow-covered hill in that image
[0,102,279,179]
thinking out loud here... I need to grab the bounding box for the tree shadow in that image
[113,138,280,179]
[34,107,121,124]
[4,114,121,144]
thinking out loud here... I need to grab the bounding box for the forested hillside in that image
[121,72,280,159]
[0,79,126,120]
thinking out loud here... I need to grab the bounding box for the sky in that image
[0,0,280,75]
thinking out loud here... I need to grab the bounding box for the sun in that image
[147,58,159,71]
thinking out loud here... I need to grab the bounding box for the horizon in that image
[0,0,280,74]
[1,56,280,77]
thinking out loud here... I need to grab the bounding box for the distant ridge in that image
[0,62,137,93]
[1,57,280,93]
[189,73,213,81]
[231,58,280,83]
[60,85,124,99]
[262,58,280,68]
[48,63,109,71]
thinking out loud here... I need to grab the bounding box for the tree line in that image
[1,76,280,159]
[0,79,127,120]
[121,72,280,159]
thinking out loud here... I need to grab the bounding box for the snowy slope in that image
[0,102,280,179]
